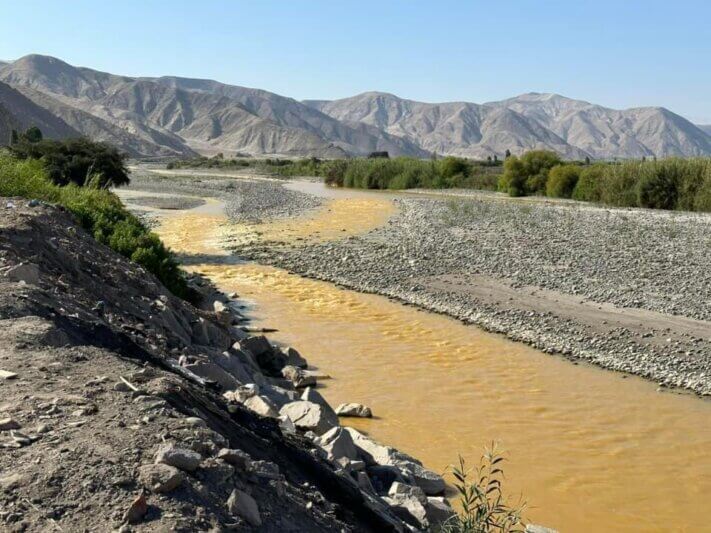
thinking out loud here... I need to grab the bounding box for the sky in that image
[1,0,709,123]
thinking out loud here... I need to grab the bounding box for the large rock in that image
[425,497,457,529]
[385,493,429,530]
[243,394,279,418]
[138,463,184,493]
[217,448,252,470]
[237,335,286,374]
[301,387,337,419]
[213,300,233,326]
[5,263,40,285]
[262,384,299,408]
[211,351,253,384]
[281,346,307,368]
[154,443,202,472]
[184,361,241,391]
[226,489,262,526]
[316,427,359,461]
[396,461,446,495]
[279,400,338,435]
[388,481,426,504]
[281,365,316,388]
[335,403,373,418]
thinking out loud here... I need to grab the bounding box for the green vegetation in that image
[9,131,130,189]
[498,150,562,197]
[546,164,581,198]
[0,155,192,300]
[440,445,526,533]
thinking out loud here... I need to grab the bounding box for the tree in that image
[21,126,43,143]
[505,149,512,159]
[9,129,19,145]
[584,155,591,165]
[10,136,130,188]
[547,164,581,198]
[498,150,561,197]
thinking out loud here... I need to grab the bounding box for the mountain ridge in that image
[1,54,709,159]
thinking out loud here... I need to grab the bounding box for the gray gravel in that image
[230,193,711,396]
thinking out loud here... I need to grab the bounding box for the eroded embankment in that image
[139,181,711,533]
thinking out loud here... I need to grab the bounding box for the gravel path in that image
[231,194,711,396]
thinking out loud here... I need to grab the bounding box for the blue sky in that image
[1,0,709,123]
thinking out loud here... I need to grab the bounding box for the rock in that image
[356,471,376,495]
[281,365,316,388]
[366,465,405,494]
[388,481,426,504]
[249,460,281,481]
[199,458,235,486]
[154,443,202,472]
[300,387,338,419]
[228,292,238,299]
[526,525,559,533]
[385,493,429,529]
[425,497,457,529]
[237,335,272,358]
[213,300,233,325]
[262,384,299,408]
[396,461,446,495]
[316,427,359,461]
[123,492,148,525]
[183,417,207,428]
[0,418,21,431]
[0,473,29,491]
[226,489,262,526]
[281,346,307,368]
[279,400,338,435]
[0,370,18,380]
[335,403,373,418]
[238,336,287,374]
[184,362,241,391]
[212,351,254,384]
[278,414,297,434]
[5,263,40,285]
[138,464,184,493]
[243,394,279,418]
[217,448,251,469]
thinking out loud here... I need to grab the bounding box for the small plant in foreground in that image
[439,444,526,533]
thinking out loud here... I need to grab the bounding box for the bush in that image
[10,137,129,188]
[637,168,678,210]
[546,164,580,198]
[499,150,561,197]
[572,164,605,202]
[0,156,191,299]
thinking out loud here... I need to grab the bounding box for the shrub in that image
[440,444,526,533]
[0,156,191,299]
[637,167,678,210]
[499,150,561,197]
[546,164,580,198]
[572,164,605,202]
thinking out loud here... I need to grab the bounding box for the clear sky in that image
[1,0,709,123]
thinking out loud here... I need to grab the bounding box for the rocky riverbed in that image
[220,183,711,396]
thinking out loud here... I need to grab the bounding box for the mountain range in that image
[0,54,709,160]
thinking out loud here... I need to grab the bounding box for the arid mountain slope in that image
[1,54,709,159]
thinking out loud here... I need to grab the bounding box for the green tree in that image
[21,126,43,143]
[547,164,581,198]
[498,150,561,196]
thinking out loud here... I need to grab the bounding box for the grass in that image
[0,155,193,300]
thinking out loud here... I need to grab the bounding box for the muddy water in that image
[147,191,711,533]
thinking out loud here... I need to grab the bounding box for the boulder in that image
[335,403,373,418]
[138,464,184,493]
[226,489,262,527]
[238,336,287,374]
[262,384,299,408]
[217,448,252,469]
[300,387,338,419]
[213,300,233,326]
[425,497,457,529]
[396,461,446,495]
[243,395,279,418]
[212,351,253,384]
[281,365,316,388]
[281,346,307,368]
[356,471,376,495]
[123,492,148,525]
[154,443,202,472]
[388,481,426,504]
[5,263,40,285]
[279,400,338,435]
[366,465,405,494]
[316,427,359,461]
[184,362,240,391]
[0,418,21,431]
[385,493,429,530]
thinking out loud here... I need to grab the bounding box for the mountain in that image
[0,54,709,159]
[306,91,711,159]
[0,79,79,145]
[698,125,711,136]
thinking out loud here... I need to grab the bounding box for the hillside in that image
[0,54,709,159]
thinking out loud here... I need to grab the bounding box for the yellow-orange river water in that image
[132,190,711,532]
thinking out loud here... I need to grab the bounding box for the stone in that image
[249,460,281,481]
[300,387,338,419]
[388,481,426,504]
[279,400,338,435]
[396,461,446,495]
[262,384,299,408]
[183,417,207,428]
[184,362,241,391]
[243,395,279,418]
[199,458,235,486]
[6,263,40,285]
[237,335,272,358]
[281,365,316,388]
[238,336,286,374]
[0,473,29,491]
[212,352,253,384]
[316,427,358,461]
[281,346,307,368]
[138,464,184,493]
[123,492,148,525]
[366,465,405,494]
[226,489,262,526]
[213,300,233,325]
[217,448,251,469]
[385,493,429,529]
[154,443,202,472]
[526,525,559,533]
[335,403,373,418]
[356,471,376,495]
[0,370,18,380]
[0,418,21,431]
[425,497,457,529]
